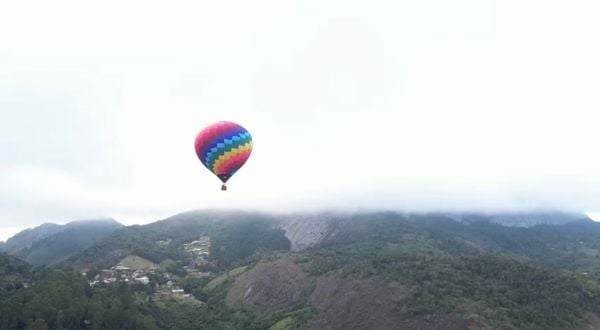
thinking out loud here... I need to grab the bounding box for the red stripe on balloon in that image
[194,121,239,158]
[215,150,252,175]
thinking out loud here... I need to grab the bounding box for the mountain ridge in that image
[278,210,592,252]
[1,218,123,266]
[0,223,64,253]
[3,210,600,329]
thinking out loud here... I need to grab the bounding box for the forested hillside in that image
[2,211,600,329]
[67,210,289,271]
[16,219,124,266]
[0,252,30,299]
[2,219,123,266]
[1,223,63,253]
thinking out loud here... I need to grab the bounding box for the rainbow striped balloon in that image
[194,121,253,190]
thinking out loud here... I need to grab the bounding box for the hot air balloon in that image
[194,121,253,191]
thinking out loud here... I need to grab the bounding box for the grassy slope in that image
[118,255,157,269]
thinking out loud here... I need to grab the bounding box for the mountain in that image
[5,219,123,266]
[444,211,590,227]
[4,210,600,329]
[0,223,63,253]
[256,212,600,329]
[66,211,600,328]
[67,210,289,271]
[281,211,592,252]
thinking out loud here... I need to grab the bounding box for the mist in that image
[1,0,600,236]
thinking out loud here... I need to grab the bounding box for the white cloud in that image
[588,213,600,222]
[1,0,600,229]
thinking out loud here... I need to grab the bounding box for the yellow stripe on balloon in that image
[212,143,252,173]
[212,142,252,173]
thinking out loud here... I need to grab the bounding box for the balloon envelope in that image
[194,121,253,184]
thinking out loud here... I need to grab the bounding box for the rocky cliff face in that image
[225,258,312,315]
[278,214,334,251]
[279,212,592,250]
[307,277,411,330]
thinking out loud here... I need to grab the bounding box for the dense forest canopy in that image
[2,211,600,329]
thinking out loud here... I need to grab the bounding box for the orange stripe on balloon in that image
[218,150,252,175]
[212,142,252,174]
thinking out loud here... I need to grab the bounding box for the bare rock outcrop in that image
[225,258,312,314]
[279,214,333,251]
[308,276,409,330]
[227,258,475,330]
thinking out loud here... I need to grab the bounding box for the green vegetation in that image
[203,273,230,292]
[284,213,600,329]
[143,296,263,330]
[302,218,600,329]
[0,223,63,254]
[0,267,155,329]
[229,265,248,277]
[13,220,123,266]
[0,212,293,329]
[264,305,314,330]
[118,255,157,269]
[209,217,290,268]
[68,211,290,271]
[269,317,298,330]
[0,252,30,298]
[203,266,249,292]
[0,261,269,329]
[5,211,600,329]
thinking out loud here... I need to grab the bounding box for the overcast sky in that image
[1,1,600,240]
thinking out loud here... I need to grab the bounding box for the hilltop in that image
[1,219,123,266]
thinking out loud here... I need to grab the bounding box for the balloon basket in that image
[221,184,227,191]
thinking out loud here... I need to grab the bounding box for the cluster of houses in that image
[183,236,211,259]
[89,264,155,286]
[86,236,213,303]
[153,279,195,300]
[183,236,213,276]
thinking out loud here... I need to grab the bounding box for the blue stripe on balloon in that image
[203,133,252,169]
[204,132,241,164]
[204,133,251,168]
